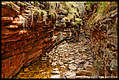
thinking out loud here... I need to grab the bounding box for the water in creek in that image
[15,42,69,79]
[15,53,69,79]
[15,54,61,79]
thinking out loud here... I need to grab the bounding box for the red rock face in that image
[2,6,19,17]
[1,5,61,79]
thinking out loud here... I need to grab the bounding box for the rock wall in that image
[1,1,85,78]
[1,4,65,79]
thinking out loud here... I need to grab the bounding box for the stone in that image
[55,53,59,56]
[41,57,47,61]
[68,55,75,60]
[74,59,79,64]
[82,54,87,59]
[85,57,91,60]
[65,54,69,57]
[68,64,77,71]
[50,75,60,78]
[53,68,59,71]
[75,49,79,53]
[51,62,57,66]
[60,65,65,68]
[76,76,91,78]
[69,52,74,55]
[84,65,93,71]
[78,60,85,64]
[63,49,68,52]
[24,68,29,72]
[84,62,89,68]
[76,70,92,76]
[51,71,60,74]
[53,57,58,61]
[68,60,75,64]
[65,71,76,78]
[77,67,84,71]
[64,64,68,66]
[6,25,18,28]
[63,60,68,64]
[59,61,64,65]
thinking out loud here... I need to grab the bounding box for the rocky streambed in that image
[15,33,100,79]
[15,31,118,79]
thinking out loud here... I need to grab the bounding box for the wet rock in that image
[24,68,29,72]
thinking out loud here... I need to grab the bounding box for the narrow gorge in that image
[1,1,118,79]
